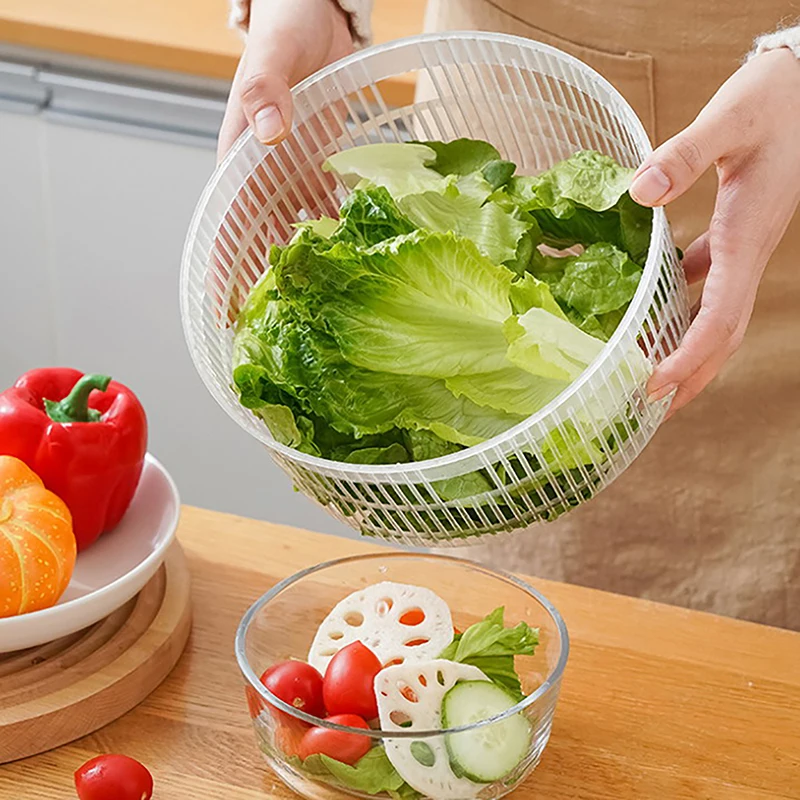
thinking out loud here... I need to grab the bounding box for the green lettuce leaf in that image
[554,243,642,317]
[503,150,652,264]
[273,230,514,379]
[511,150,634,213]
[269,317,525,447]
[618,192,653,265]
[398,189,530,265]
[568,307,627,342]
[323,142,451,198]
[439,606,539,700]
[482,159,517,191]
[293,216,339,239]
[509,272,569,320]
[232,364,319,454]
[445,276,576,418]
[504,220,544,275]
[504,307,605,382]
[232,264,522,451]
[446,366,567,418]
[289,748,419,798]
[531,205,622,251]
[331,186,417,247]
[342,442,411,464]
[414,138,501,176]
[404,429,494,500]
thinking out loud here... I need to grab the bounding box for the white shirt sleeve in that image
[229,0,374,49]
[747,23,800,62]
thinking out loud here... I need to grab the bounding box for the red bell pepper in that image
[0,368,148,551]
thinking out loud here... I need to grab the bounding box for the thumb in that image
[239,28,302,145]
[630,119,722,208]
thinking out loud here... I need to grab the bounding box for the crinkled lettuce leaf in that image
[330,186,417,247]
[509,150,634,213]
[439,606,539,701]
[273,230,514,378]
[552,243,642,317]
[398,189,530,265]
[505,307,606,382]
[528,243,642,340]
[502,150,653,265]
[323,142,451,198]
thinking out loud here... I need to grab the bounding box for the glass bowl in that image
[235,553,569,800]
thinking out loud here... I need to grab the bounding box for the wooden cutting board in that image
[0,542,191,764]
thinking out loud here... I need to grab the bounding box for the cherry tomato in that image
[298,714,371,765]
[323,641,382,719]
[261,660,326,719]
[74,754,153,800]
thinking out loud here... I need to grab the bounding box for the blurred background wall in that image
[0,0,422,535]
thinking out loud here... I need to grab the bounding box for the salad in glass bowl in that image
[236,554,568,800]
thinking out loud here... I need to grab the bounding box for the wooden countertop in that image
[1,506,799,799]
[0,0,425,104]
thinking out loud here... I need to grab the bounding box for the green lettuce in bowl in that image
[231,139,658,537]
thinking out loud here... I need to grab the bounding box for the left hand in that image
[630,47,800,416]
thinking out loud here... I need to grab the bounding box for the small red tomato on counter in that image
[260,660,326,719]
[0,368,147,551]
[323,641,382,719]
[74,754,153,800]
[298,714,372,765]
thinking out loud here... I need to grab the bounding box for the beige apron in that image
[423,0,800,629]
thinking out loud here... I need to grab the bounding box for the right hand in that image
[217,0,354,161]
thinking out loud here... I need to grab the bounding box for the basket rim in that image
[181,29,667,480]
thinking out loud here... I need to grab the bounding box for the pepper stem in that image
[44,374,111,423]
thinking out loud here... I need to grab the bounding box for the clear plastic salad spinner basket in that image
[181,32,690,546]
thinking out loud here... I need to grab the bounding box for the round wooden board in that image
[0,542,192,764]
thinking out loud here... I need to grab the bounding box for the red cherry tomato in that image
[74,754,153,800]
[298,714,371,765]
[261,660,326,719]
[323,641,382,719]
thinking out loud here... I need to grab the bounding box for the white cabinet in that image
[0,58,353,538]
[0,110,55,388]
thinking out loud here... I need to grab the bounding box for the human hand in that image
[630,48,800,416]
[218,0,354,161]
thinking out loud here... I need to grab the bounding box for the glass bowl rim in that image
[234,552,569,738]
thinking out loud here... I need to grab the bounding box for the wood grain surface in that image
[0,543,192,764]
[0,0,425,104]
[0,506,798,799]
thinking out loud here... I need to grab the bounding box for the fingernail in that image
[647,383,676,403]
[254,105,284,144]
[630,166,671,205]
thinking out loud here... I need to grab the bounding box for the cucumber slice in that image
[441,681,531,783]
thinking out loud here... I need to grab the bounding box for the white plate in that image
[0,454,180,653]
